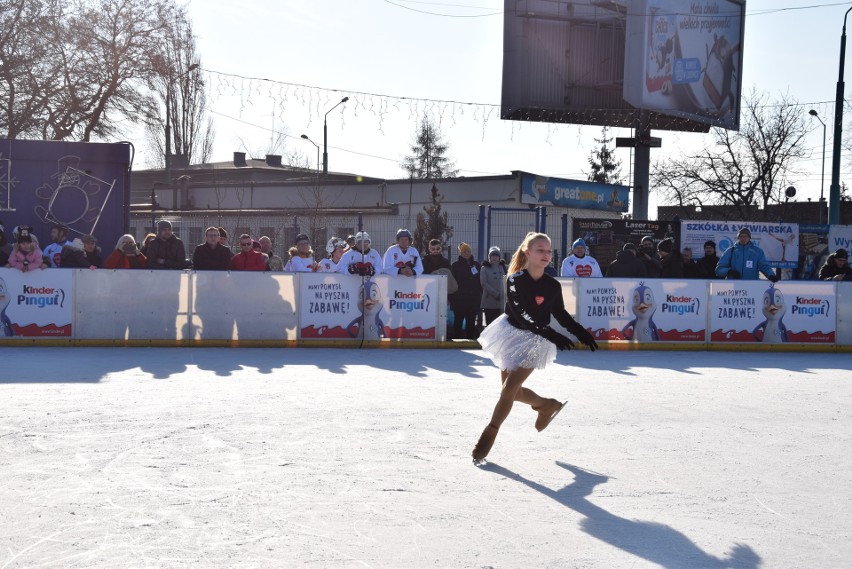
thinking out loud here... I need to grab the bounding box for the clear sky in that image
[140,0,852,214]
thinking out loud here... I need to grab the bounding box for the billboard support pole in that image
[830,6,852,226]
[632,116,652,220]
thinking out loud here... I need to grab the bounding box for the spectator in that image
[681,247,706,279]
[560,238,603,277]
[480,246,507,326]
[81,235,102,268]
[7,226,46,272]
[696,240,721,279]
[818,248,852,281]
[59,238,88,268]
[139,232,156,257]
[146,221,187,270]
[217,227,229,250]
[450,242,482,340]
[657,238,683,278]
[259,236,283,271]
[605,243,648,278]
[104,235,147,269]
[0,221,9,267]
[283,233,316,272]
[383,228,423,276]
[337,231,383,276]
[229,233,267,271]
[42,224,71,268]
[716,227,778,281]
[637,236,662,277]
[192,227,232,271]
[422,239,452,274]
[317,237,346,272]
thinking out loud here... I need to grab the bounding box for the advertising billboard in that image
[572,218,680,269]
[681,220,799,269]
[501,0,709,132]
[520,173,629,213]
[623,0,746,129]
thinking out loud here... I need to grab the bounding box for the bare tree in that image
[145,7,213,166]
[0,0,179,142]
[652,90,808,220]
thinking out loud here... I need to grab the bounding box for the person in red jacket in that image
[229,234,267,271]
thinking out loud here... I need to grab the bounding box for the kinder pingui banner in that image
[578,278,707,342]
[299,274,438,340]
[0,267,72,337]
[710,281,835,343]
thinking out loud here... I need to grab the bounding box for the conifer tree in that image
[414,183,454,254]
[587,126,624,185]
[402,115,458,179]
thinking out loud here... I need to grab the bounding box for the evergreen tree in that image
[414,183,454,254]
[587,126,624,185]
[402,115,459,179]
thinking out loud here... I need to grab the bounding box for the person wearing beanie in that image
[7,226,47,272]
[637,235,662,277]
[480,246,507,325]
[560,237,602,278]
[605,242,648,278]
[146,220,187,270]
[383,228,423,276]
[471,231,599,465]
[818,248,852,281]
[58,238,89,268]
[657,238,683,278]
[450,242,482,340]
[697,240,721,280]
[716,227,778,281]
[284,233,317,272]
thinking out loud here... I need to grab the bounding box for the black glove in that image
[767,273,780,283]
[348,263,360,274]
[726,269,741,280]
[563,319,599,351]
[542,328,575,351]
[573,327,599,352]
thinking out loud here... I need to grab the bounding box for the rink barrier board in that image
[1,268,852,350]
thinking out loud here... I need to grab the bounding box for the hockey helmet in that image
[326,237,346,254]
[354,231,371,244]
[396,228,412,241]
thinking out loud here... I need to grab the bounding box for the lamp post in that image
[830,7,852,225]
[809,109,827,224]
[323,96,349,177]
[300,134,320,181]
[165,63,199,186]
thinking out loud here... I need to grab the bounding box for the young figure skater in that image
[473,232,599,465]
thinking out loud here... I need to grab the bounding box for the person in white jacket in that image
[383,229,423,276]
[337,231,383,276]
[560,238,603,278]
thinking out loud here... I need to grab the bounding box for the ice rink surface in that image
[1,347,850,569]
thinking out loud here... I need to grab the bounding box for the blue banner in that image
[520,173,629,212]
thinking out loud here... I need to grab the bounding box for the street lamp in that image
[165,63,199,186]
[300,134,320,179]
[830,6,852,225]
[809,109,827,224]
[323,96,349,177]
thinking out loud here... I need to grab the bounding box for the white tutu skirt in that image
[477,314,557,371]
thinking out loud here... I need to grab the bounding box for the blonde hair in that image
[114,234,136,251]
[508,232,550,275]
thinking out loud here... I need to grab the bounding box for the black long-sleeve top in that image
[505,269,584,339]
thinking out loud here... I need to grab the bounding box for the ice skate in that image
[533,399,566,432]
[472,424,499,466]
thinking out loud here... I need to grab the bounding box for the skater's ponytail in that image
[508,232,550,275]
